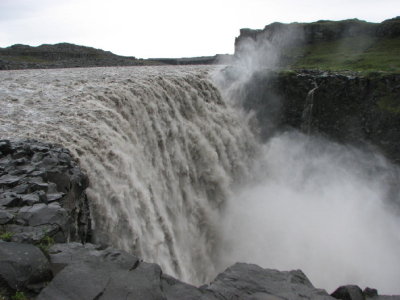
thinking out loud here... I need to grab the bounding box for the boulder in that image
[5,224,59,244]
[0,209,13,224]
[0,241,52,293]
[331,285,365,300]
[38,243,165,300]
[202,263,335,300]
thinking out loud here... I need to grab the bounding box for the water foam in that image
[0,66,256,284]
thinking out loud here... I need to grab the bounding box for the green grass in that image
[11,292,28,300]
[288,37,400,72]
[38,235,55,255]
[0,55,50,64]
[0,232,13,242]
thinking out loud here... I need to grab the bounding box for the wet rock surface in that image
[0,139,91,245]
[235,69,400,164]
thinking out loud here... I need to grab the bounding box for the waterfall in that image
[301,80,318,135]
[1,65,400,294]
[0,66,257,284]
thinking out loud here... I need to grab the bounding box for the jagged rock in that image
[38,260,165,300]
[363,287,378,298]
[0,140,12,155]
[331,285,365,300]
[0,241,52,293]
[16,203,67,228]
[162,275,219,300]
[46,192,64,203]
[0,174,21,187]
[203,263,334,300]
[0,139,91,243]
[0,192,22,207]
[38,243,164,300]
[0,209,13,224]
[47,243,139,273]
[5,224,59,244]
[21,192,42,205]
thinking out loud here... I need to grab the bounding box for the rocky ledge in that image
[1,139,399,299]
[2,241,399,300]
[0,139,91,245]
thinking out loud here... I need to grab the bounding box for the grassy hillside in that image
[290,36,400,72]
[236,17,400,73]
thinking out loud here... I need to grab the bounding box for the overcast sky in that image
[0,0,398,58]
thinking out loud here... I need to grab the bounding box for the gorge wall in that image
[236,70,400,164]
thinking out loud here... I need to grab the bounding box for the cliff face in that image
[234,17,400,72]
[235,17,400,52]
[238,70,400,163]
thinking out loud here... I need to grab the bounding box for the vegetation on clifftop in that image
[290,36,400,72]
[236,17,400,73]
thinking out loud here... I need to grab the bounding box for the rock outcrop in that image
[0,241,52,296]
[235,17,400,57]
[232,69,400,164]
[35,243,339,300]
[0,139,91,245]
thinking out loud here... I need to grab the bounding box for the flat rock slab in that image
[16,203,67,228]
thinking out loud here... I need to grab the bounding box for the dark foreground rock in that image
[331,285,400,300]
[0,139,91,245]
[37,243,337,300]
[0,241,52,296]
[203,263,334,300]
[1,240,399,300]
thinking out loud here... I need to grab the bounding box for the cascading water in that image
[301,80,318,135]
[0,65,257,284]
[1,65,400,294]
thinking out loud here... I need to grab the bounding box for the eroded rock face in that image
[235,70,400,164]
[0,139,91,244]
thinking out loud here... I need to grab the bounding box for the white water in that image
[0,66,256,284]
[1,65,400,293]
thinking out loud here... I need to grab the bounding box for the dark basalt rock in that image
[37,244,336,300]
[0,241,397,300]
[0,139,91,244]
[0,209,13,224]
[0,241,52,295]
[202,263,334,300]
[331,285,365,300]
[234,69,400,164]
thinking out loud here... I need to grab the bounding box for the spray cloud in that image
[215,23,400,294]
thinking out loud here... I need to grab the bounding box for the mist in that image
[215,25,400,294]
[220,132,400,293]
